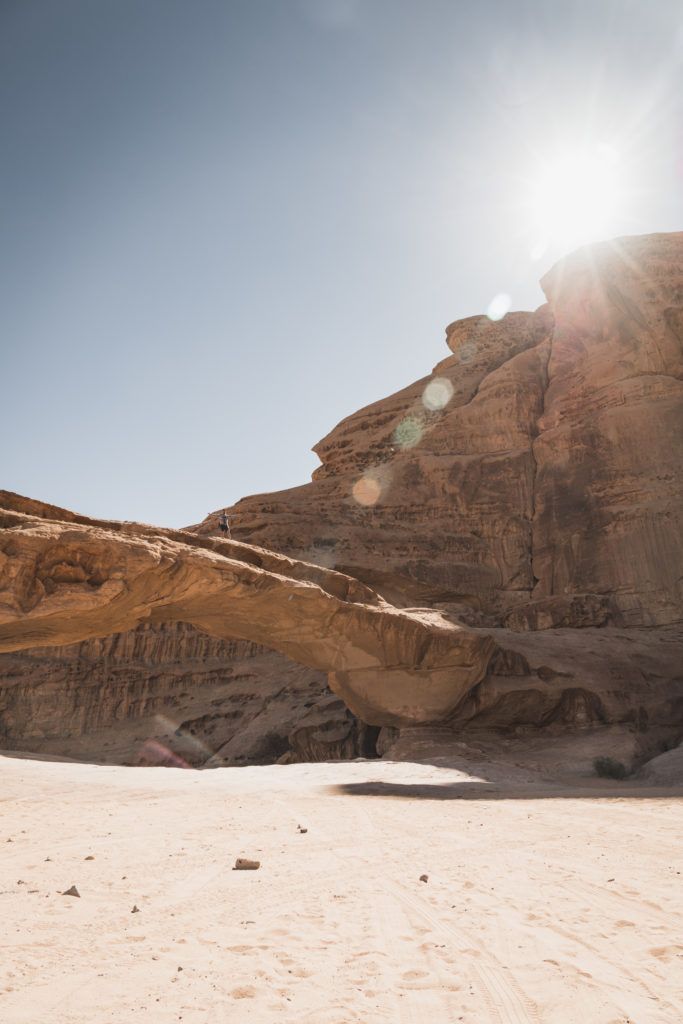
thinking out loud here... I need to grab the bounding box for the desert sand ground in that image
[1,750,682,1024]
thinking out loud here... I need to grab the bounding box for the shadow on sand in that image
[325,779,683,801]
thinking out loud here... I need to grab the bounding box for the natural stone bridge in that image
[0,493,495,728]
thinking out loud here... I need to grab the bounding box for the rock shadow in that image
[326,779,683,801]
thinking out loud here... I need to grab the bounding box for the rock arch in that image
[0,495,494,728]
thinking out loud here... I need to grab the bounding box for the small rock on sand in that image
[234,858,260,870]
[62,886,80,897]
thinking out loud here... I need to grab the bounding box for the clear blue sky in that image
[2,0,681,527]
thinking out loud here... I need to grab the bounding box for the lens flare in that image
[303,544,336,568]
[422,377,454,411]
[154,714,222,767]
[487,293,511,322]
[394,416,424,449]
[457,341,476,364]
[526,143,625,250]
[137,740,192,769]
[352,475,382,506]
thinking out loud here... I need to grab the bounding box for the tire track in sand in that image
[324,793,540,1024]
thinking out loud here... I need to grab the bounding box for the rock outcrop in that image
[0,496,495,730]
[529,234,683,628]
[1,232,681,767]
[209,234,682,634]
[203,305,554,621]
[0,626,331,767]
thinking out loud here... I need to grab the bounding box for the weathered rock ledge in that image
[0,496,495,729]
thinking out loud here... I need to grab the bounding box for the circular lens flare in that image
[353,475,382,506]
[422,377,454,411]
[394,416,424,449]
[457,341,476,364]
[487,293,511,322]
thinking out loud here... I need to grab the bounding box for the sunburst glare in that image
[526,143,626,257]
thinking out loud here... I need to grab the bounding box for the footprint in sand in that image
[402,969,429,981]
[649,945,683,961]
[230,985,256,999]
[278,955,312,978]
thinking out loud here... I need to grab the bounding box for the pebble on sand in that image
[234,858,260,870]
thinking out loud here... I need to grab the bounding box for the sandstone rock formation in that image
[285,695,381,763]
[203,305,554,621]
[0,495,495,730]
[0,625,331,767]
[209,234,682,634]
[1,232,681,768]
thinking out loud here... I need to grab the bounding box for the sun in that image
[525,143,625,255]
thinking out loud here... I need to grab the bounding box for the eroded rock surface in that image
[1,232,681,766]
[0,625,331,767]
[209,234,682,632]
[529,234,683,628]
[202,306,554,620]
[285,695,381,764]
[0,495,495,731]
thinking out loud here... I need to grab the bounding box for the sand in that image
[1,752,682,1024]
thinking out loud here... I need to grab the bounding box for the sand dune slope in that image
[1,754,682,1023]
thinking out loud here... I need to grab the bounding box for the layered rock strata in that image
[529,234,683,628]
[208,233,682,632]
[202,306,554,621]
[0,626,331,767]
[1,232,681,767]
[0,497,495,730]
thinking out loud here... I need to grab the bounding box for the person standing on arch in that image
[208,510,231,539]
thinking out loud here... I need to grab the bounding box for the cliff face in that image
[0,626,330,767]
[208,234,682,632]
[1,233,681,768]
[204,306,553,621]
[530,234,683,628]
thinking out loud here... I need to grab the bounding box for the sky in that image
[2,0,682,528]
